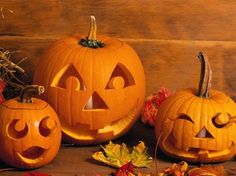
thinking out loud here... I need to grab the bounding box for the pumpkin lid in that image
[1,97,48,110]
[1,85,48,110]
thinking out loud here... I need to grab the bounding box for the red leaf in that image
[114,162,134,176]
[142,86,172,126]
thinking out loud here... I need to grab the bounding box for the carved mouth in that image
[17,146,47,164]
[162,131,235,162]
[62,100,139,143]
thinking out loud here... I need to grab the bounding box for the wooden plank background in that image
[1,0,236,96]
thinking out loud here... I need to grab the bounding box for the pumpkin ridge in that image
[175,96,198,149]
[34,41,67,95]
[210,100,231,150]
[44,43,76,99]
[69,47,90,126]
[1,103,48,110]
[162,92,194,120]
[156,92,194,137]
[53,46,88,116]
[182,95,202,149]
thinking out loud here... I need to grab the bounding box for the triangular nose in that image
[195,126,214,139]
[84,92,109,110]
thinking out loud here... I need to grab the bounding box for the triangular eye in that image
[177,114,194,123]
[51,64,86,91]
[106,63,135,89]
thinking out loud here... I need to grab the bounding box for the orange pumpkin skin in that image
[155,53,236,163]
[33,35,145,144]
[0,97,61,169]
[155,88,236,163]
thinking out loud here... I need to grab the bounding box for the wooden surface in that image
[1,1,236,96]
[0,121,235,176]
[0,1,236,174]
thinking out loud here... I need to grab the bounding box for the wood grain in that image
[1,37,236,97]
[0,1,236,175]
[1,0,236,41]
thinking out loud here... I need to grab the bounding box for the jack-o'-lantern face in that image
[0,98,61,169]
[155,53,236,163]
[34,37,145,144]
[156,89,236,163]
[34,16,145,145]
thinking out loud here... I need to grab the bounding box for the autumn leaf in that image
[142,86,172,126]
[92,141,152,168]
[131,141,153,168]
[114,162,135,176]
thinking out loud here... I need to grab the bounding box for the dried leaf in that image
[142,86,172,126]
[92,141,152,168]
[114,162,134,176]
[131,141,153,168]
[101,141,131,167]
[159,161,188,176]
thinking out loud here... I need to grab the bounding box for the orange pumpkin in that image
[33,16,146,144]
[155,52,236,163]
[0,85,61,169]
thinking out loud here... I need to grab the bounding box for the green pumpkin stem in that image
[19,85,45,103]
[79,16,105,48]
[197,52,212,98]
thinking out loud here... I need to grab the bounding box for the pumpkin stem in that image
[87,15,97,41]
[197,52,212,98]
[79,16,105,48]
[19,85,45,103]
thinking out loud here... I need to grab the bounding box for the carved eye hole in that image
[212,113,230,128]
[51,64,86,91]
[8,119,28,139]
[106,76,125,89]
[106,63,135,89]
[39,116,56,137]
[177,114,194,123]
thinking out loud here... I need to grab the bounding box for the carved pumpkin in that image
[33,16,145,144]
[0,85,61,169]
[155,52,236,163]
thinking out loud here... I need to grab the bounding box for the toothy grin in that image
[162,132,236,163]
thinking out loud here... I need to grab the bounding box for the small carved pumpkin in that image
[0,85,61,169]
[155,53,236,163]
[33,16,145,144]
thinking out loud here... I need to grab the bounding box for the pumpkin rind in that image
[155,53,236,163]
[0,97,61,169]
[33,20,145,144]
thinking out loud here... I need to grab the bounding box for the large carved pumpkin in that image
[155,53,236,163]
[0,85,61,169]
[33,16,145,144]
